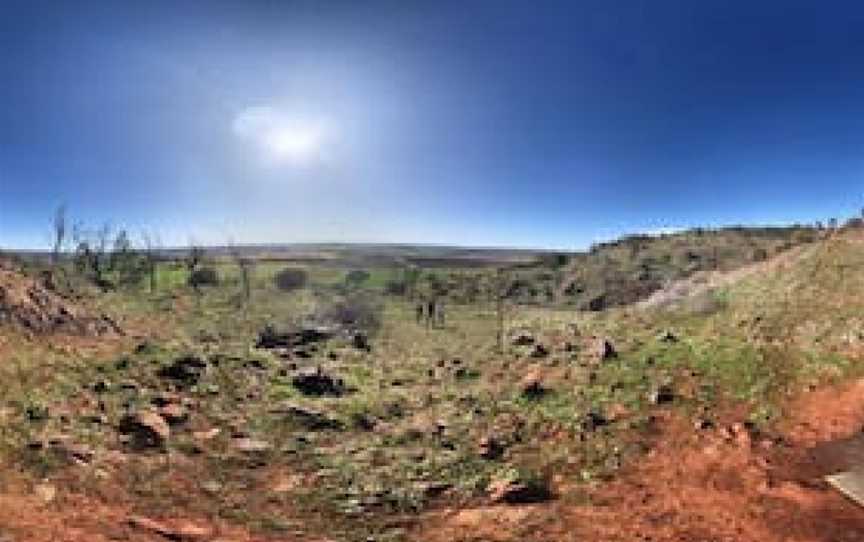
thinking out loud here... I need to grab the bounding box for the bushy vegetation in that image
[546,225,821,310]
[188,266,220,288]
[274,266,308,291]
[5,217,861,542]
[344,269,371,287]
[315,292,383,333]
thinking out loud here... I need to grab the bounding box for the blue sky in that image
[2,0,864,249]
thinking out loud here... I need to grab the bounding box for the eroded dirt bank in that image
[418,379,864,542]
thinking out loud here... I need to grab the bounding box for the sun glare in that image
[265,127,321,160]
[233,106,328,165]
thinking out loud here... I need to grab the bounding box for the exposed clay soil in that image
[0,260,120,336]
[4,380,864,541]
[417,379,864,542]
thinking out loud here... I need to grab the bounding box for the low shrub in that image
[188,267,219,288]
[274,267,308,292]
[316,293,383,333]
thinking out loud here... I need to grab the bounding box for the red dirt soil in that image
[0,261,120,337]
[417,380,864,542]
[3,380,864,541]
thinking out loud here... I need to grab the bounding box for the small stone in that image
[477,436,505,460]
[649,384,675,405]
[151,392,181,407]
[606,403,629,422]
[520,371,547,398]
[590,337,617,361]
[156,355,207,388]
[487,476,551,504]
[231,437,271,454]
[201,480,223,493]
[158,403,189,425]
[582,411,608,432]
[353,332,371,352]
[657,330,678,343]
[292,368,345,397]
[511,331,535,346]
[192,428,221,441]
[693,418,714,431]
[118,411,170,450]
[92,379,110,393]
[34,482,56,503]
[128,516,212,541]
[530,343,549,358]
[269,401,344,430]
[724,422,753,448]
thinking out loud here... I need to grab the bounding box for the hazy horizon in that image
[4,1,864,250]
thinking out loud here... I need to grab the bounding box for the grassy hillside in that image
[535,225,821,309]
[1,225,861,542]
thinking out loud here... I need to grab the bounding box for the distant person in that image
[435,300,446,327]
[415,302,425,324]
[426,299,436,328]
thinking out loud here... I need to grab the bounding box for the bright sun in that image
[265,127,321,160]
[233,106,328,165]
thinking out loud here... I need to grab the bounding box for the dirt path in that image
[417,379,864,542]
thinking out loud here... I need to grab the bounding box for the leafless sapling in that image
[228,241,255,305]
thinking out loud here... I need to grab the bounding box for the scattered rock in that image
[0,260,122,336]
[350,412,377,431]
[192,428,221,442]
[724,422,753,448]
[414,481,453,498]
[134,341,154,354]
[158,403,189,425]
[242,358,268,371]
[118,380,140,392]
[649,384,675,405]
[127,515,212,541]
[657,330,678,343]
[269,401,344,430]
[352,332,371,352]
[29,436,95,464]
[530,343,549,358]
[92,379,111,394]
[200,480,223,494]
[487,476,551,504]
[292,367,345,397]
[118,411,170,450]
[25,404,49,422]
[33,482,56,504]
[256,325,333,350]
[606,403,630,422]
[694,418,714,430]
[231,437,272,454]
[581,411,608,432]
[520,371,547,399]
[157,355,207,388]
[511,332,535,346]
[82,412,109,425]
[151,391,181,408]
[477,436,505,460]
[269,474,305,494]
[590,337,617,361]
